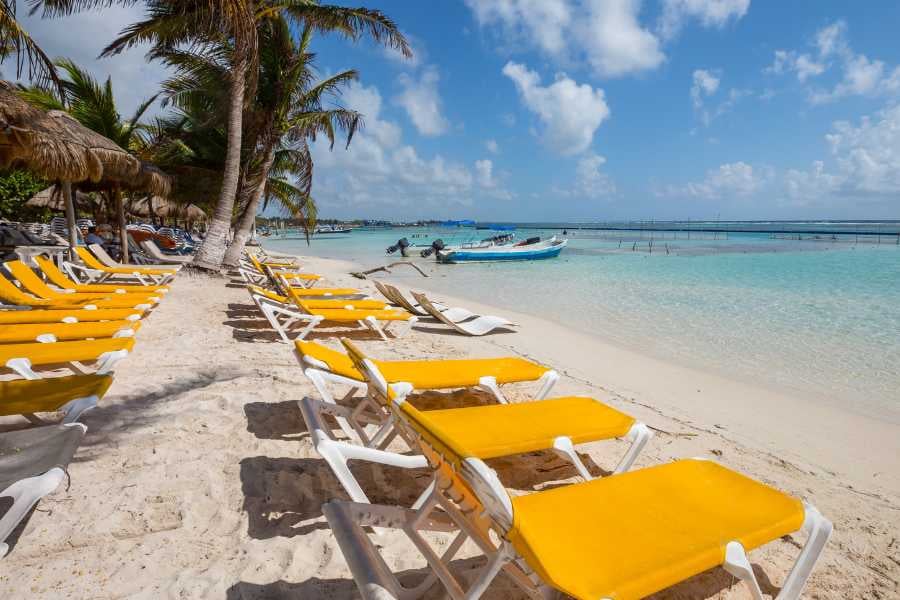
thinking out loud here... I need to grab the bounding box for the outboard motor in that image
[386,237,410,256]
[420,238,445,258]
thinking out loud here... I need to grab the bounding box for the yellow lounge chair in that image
[71,247,175,285]
[324,396,832,600]
[88,243,182,273]
[4,260,161,305]
[0,374,112,423]
[0,271,153,311]
[34,255,169,295]
[248,285,386,310]
[0,337,135,379]
[253,287,415,342]
[0,320,140,344]
[295,339,559,437]
[0,308,143,325]
[248,254,321,288]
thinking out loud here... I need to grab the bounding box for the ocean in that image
[261,223,900,423]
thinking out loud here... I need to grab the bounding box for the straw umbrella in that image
[0,81,140,256]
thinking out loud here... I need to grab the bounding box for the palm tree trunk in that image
[191,55,247,271]
[114,188,129,262]
[62,181,77,260]
[222,143,276,267]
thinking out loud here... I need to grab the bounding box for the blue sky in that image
[13,1,900,221]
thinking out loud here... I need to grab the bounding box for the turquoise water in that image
[263,228,900,421]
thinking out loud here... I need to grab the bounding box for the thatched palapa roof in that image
[0,81,140,183]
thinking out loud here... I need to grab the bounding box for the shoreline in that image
[276,249,900,497]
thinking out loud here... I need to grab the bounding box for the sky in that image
[7,1,900,221]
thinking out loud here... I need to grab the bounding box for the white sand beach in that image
[1,254,898,599]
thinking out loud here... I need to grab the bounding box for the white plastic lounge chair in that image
[139,240,194,264]
[323,394,833,600]
[0,423,86,558]
[411,292,515,336]
[374,282,475,323]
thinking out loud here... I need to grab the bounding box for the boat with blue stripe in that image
[437,236,567,263]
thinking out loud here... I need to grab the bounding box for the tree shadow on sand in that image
[67,370,244,461]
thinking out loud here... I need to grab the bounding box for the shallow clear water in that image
[263,227,900,422]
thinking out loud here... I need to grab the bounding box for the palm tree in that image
[102,0,410,271]
[19,57,159,259]
[221,19,360,266]
[0,0,58,88]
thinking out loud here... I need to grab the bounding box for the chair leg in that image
[776,504,833,599]
[59,395,99,424]
[533,370,559,400]
[0,468,67,558]
[552,436,593,480]
[612,423,653,474]
[477,376,509,404]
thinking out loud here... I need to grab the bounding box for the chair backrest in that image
[388,393,513,536]
[75,246,106,270]
[294,340,362,381]
[88,244,119,267]
[339,338,390,400]
[371,280,396,304]
[0,274,51,305]
[410,292,453,326]
[34,256,76,289]
[247,284,285,304]
[4,260,58,297]
[384,284,422,315]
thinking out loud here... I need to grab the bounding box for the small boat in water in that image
[314,224,353,234]
[437,236,567,263]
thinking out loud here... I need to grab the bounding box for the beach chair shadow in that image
[225,302,261,318]
[239,456,431,540]
[225,559,523,600]
[244,401,309,442]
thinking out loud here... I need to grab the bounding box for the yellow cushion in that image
[35,256,169,293]
[508,459,805,600]
[6,260,159,303]
[0,320,140,343]
[0,277,91,307]
[0,374,113,416]
[295,341,362,380]
[401,397,634,460]
[0,309,142,325]
[76,247,175,275]
[375,357,547,389]
[0,337,135,367]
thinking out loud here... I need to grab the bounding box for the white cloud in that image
[787,105,900,203]
[485,139,500,154]
[658,0,751,40]
[465,0,663,78]
[767,50,825,82]
[502,61,610,155]
[311,81,513,215]
[661,161,771,199]
[691,68,720,108]
[568,153,617,197]
[474,159,495,187]
[576,0,665,77]
[394,66,449,136]
[12,7,172,116]
[690,69,746,126]
[770,21,900,104]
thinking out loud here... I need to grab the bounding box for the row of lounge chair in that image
[241,252,518,340]
[237,248,832,599]
[0,245,181,557]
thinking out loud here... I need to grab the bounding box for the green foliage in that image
[0,170,51,222]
